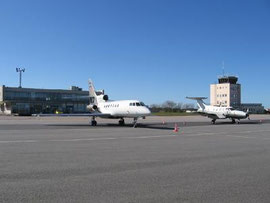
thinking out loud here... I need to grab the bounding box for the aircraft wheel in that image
[91,120,97,126]
[119,119,125,126]
[211,119,216,124]
[232,119,236,124]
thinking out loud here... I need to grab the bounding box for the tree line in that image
[149,101,196,113]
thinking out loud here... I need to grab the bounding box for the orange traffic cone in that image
[173,123,179,133]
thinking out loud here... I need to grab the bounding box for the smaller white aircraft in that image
[186,97,249,124]
[36,80,151,127]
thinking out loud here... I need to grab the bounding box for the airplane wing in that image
[207,114,220,119]
[33,112,111,118]
[198,112,219,119]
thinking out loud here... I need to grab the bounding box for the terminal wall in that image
[0,86,89,115]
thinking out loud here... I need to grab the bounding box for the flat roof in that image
[1,86,88,94]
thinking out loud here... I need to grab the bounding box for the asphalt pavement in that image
[1,115,270,202]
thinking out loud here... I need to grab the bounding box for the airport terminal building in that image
[0,85,89,115]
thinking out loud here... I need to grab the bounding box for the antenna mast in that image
[222,61,225,76]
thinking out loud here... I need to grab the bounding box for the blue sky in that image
[0,0,269,106]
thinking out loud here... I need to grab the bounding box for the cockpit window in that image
[133,103,135,106]
[140,102,145,106]
[136,102,141,106]
[129,103,132,106]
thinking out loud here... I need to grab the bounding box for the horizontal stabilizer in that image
[186,97,208,100]
[186,97,207,110]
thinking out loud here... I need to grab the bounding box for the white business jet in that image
[186,97,249,124]
[37,80,151,127]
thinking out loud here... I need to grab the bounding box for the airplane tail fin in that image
[186,97,207,110]
[88,79,98,104]
[88,79,109,104]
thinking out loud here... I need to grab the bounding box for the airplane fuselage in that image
[198,105,248,120]
[98,100,151,118]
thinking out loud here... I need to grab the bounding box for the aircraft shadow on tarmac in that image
[47,123,174,130]
[47,119,269,130]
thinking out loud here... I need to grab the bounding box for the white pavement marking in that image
[126,135,177,139]
[222,134,258,139]
[0,140,38,143]
[183,130,270,140]
[184,132,223,136]
[0,135,177,144]
[235,130,270,134]
[49,137,118,142]
[1,129,270,144]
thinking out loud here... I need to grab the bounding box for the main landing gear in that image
[91,117,97,126]
[232,119,240,124]
[119,118,139,127]
[211,119,216,124]
[119,118,125,126]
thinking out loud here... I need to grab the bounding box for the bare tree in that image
[149,104,162,113]
[182,103,195,110]
[176,102,183,110]
[162,100,177,112]
[150,101,196,113]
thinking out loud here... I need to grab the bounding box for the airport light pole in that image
[16,68,25,88]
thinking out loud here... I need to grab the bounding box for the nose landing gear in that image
[133,118,138,128]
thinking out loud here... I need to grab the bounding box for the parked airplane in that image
[186,97,249,124]
[36,80,151,127]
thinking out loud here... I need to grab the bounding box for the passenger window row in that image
[129,102,145,106]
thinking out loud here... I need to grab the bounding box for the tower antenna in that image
[222,61,225,76]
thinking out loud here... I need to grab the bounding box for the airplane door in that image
[128,102,136,116]
[127,103,132,115]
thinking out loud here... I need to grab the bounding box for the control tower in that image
[210,76,241,107]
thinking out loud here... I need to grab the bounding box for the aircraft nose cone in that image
[145,107,151,115]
